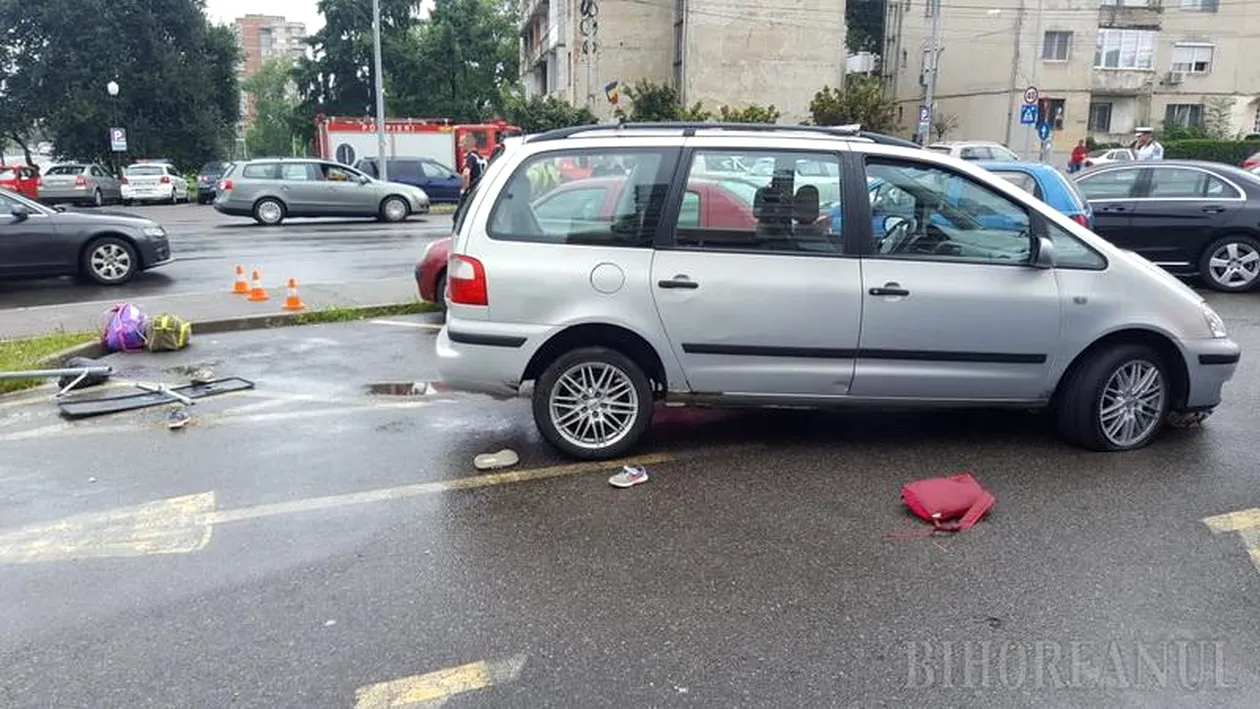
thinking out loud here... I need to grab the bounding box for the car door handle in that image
[1201,205,1226,214]
[869,283,910,297]
[1100,205,1128,213]
[657,276,699,289]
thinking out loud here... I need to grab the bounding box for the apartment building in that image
[233,14,308,123]
[884,0,1260,158]
[518,0,847,123]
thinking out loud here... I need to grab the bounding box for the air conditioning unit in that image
[1164,71,1185,85]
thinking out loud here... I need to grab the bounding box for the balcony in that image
[1098,3,1162,30]
[1092,69,1156,95]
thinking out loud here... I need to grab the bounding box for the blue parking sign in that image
[1019,104,1037,125]
[1037,122,1051,141]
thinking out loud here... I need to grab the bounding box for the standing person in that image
[1134,127,1164,161]
[1068,139,1088,173]
[456,135,486,213]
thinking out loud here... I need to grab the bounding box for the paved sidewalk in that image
[0,277,419,340]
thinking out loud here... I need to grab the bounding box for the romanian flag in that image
[604,79,620,105]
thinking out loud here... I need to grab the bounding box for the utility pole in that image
[918,0,943,145]
[1002,2,1026,150]
[371,0,388,181]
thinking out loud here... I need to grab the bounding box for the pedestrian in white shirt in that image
[1134,127,1164,161]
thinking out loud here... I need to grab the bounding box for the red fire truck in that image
[314,115,520,173]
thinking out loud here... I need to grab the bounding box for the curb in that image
[31,301,433,367]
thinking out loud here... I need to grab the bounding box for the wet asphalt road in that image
[2,294,1260,707]
[0,203,453,309]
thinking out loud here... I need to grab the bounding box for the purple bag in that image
[101,303,148,352]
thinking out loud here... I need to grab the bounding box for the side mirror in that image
[883,215,908,233]
[53,204,68,213]
[1031,235,1056,269]
[358,174,372,185]
[10,204,30,221]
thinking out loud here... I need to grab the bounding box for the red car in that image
[0,164,39,200]
[1243,151,1260,170]
[414,175,760,310]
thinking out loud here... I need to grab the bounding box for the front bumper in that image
[136,237,173,269]
[1182,337,1241,409]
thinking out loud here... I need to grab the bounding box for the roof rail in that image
[524,121,922,149]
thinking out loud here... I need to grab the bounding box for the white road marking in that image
[370,319,443,330]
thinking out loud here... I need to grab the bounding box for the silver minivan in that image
[213,158,430,225]
[436,124,1241,460]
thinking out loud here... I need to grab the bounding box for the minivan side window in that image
[242,163,279,179]
[864,158,1033,264]
[486,148,672,247]
[669,149,843,254]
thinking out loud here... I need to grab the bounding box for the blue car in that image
[827,161,1095,236]
[353,156,463,204]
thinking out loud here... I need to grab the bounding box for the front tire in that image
[81,237,139,285]
[532,346,654,460]
[1199,235,1260,292]
[253,198,286,226]
[1056,344,1170,451]
[379,196,409,223]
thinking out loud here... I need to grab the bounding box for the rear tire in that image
[1056,343,1170,451]
[253,198,286,226]
[1198,235,1260,292]
[532,346,654,460]
[434,270,447,313]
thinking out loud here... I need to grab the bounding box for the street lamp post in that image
[371,0,388,181]
[105,81,121,174]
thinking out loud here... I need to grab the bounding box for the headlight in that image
[142,226,166,238]
[1202,303,1227,339]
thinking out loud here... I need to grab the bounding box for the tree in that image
[1203,97,1236,140]
[244,59,302,157]
[717,104,781,124]
[808,75,899,132]
[404,0,521,122]
[500,94,597,133]
[0,0,240,169]
[931,111,959,140]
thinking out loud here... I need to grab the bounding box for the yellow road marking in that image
[0,453,674,564]
[206,453,672,525]
[1202,507,1260,574]
[370,319,443,330]
[354,654,526,708]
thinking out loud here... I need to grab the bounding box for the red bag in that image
[898,473,995,535]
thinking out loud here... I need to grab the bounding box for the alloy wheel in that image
[1098,359,1165,448]
[547,361,640,451]
[1207,241,1260,290]
[90,243,133,282]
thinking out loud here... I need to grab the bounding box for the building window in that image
[1095,29,1157,70]
[1089,102,1114,132]
[1178,0,1219,11]
[1171,44,1214,73]
[1165,103,1205,128]
[1101,0,1153,6]
[1042,31,1072,61]
[1042,98,1066,130]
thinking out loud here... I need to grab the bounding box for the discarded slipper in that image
[167,409,192,430]
[474,449,519,470]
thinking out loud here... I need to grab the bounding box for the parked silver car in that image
[436,123,1241,459]
[213,158,430,226]
[38,163,122,207]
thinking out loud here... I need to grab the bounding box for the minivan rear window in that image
[46,165,85,175]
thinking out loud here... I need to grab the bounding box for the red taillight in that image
[448,255,488,306]
[1070,214,1089,228]
[218,179,233,192]
[74,176,86,186]
[160,175,171,184]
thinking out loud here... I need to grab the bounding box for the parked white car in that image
[121,162,189,205]
[926,141,1020,161]
[1083,148,1136,168]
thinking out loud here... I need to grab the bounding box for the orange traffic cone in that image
[231,265,249,294]
[247,268,269,302]
[282,278,306,311]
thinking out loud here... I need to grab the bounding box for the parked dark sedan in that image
[354,157,462,203]
[196,161,231,204]
[1075,159,1260,292]
[0,188,172,285]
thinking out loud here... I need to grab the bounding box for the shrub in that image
[1162,139,1260,165]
